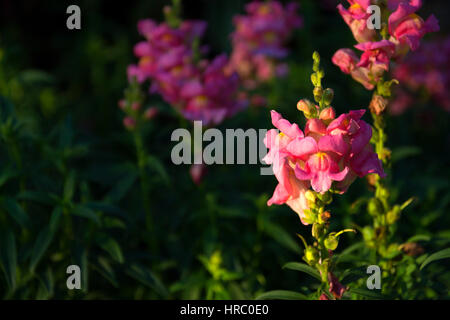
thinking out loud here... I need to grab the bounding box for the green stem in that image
[133,129,157,253]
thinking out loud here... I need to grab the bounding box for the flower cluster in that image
[263,105,385,224]
[226,0,302,91]
[128,18,246,125]
[332,0,439,90]
[390,37,450,114]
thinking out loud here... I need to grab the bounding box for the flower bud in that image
[319,107,335,123]
[322,88,334,106]
[144,107,158,120]
[123,116,136,130]
[118,99,126,110]
[317,192,332,205]
[319,210,331,224]
[297,99,318,119]
[302,209,316,225]
[131,101,141,111]
[304,189,316,204]
[313,87,323,102]
[304,246,319,265]
[386,205,401,224]
[367,198,384,217]
[312,223,325,239]
[324,233,339,251]
[369,94,388,115]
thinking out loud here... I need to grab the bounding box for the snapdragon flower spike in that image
[129,17,245,126]
[227,0,302,90]
[264,108,385,223]
[333,0,439,90]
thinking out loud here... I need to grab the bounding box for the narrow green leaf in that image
[263,220,302,254]
[49,207,63,232]
[341,266,367,285]
[105,172,138,203]
[126,264,169,298]
[348,288,387,300]
[2,198,31,228]
[420,248,450,270]
[95,235,124,264]
[71,205,100,225]
[17,191,58,206]
[255,290,308,300]
[63,171,76,202]
[0,230,17,290]
[29,226,53,273]
[283,262,321,281]
[147,155,170,185]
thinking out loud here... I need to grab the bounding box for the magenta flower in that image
[332,48,374,90]
[337,0,377,43]
[388,0,439,52]
[355,40,396,75]
[227,0,302,92]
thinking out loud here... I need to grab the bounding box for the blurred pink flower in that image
[337,0,377,43]
[332,48,374,90]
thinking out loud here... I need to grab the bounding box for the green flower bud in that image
[317,192,332,205]
[368,198,384,216]
[323,88,334,106]
[386,205,401,224]
[313,87,323,103]
[312,223,325,239]
[304,246,319,264]
[324,234,339,251]
[302,209,316,225]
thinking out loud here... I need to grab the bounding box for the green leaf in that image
[283,262,321,281]
[93,256,119,288]
[263,220,302,254]
[147,155,170,185]
[49,207,63,232]
[105,172,138,203]
[95,234,124,264]
[63,171,76,202]
[17,191,58,206]
[341,266,367,285]
[29,226,54,273]
[391,146,421,163]
[126,264,169,298]
[420,248,450,270]
[348,288,387,300]
[71,205,101,225]
[2,198,31,228]
[407,234,431,243]
[255,290,308,300]
[0,168,18,188]
[0,230,17,290]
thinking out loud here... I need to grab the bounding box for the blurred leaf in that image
[341,266,367,286]
[0,230,17,291]
[283,262,321,281]
[263,220,302,254]
[407,234,431,243]
[105,172,138,203]
[420,248,450,270]
[95,234,124,264]
[93,256,119,288]
[71,204,101,225]
[147,155,170,185]
[49,207,63,233]
[255,290,308,300]
[126,264,169,298]
[348,288,387,300]
[0,168,18,188]
[17,191,58,206]
[2,198,31,228]
[17,70,54,85]
[63,171,76,202]
[29,226,54,273]
[391,146,421,163]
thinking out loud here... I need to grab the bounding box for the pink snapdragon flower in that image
[388,0,439,54]
[332,49,374,90]
[355,40,396,75]
[264,108,385,223]
[337,0,377,43]
[227,0,302,91]
[129,18,246,125]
